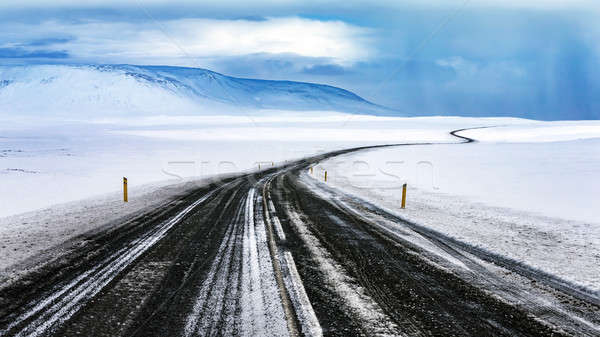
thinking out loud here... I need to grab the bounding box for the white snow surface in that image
[0,113,486,273]
[0,64,384,117]
[0,114,508,219]
[0,178,205,274]
[1,112,599,292]
[460,121,600,142]
[311,121,600,293]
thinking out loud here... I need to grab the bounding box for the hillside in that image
[0,64,391,117]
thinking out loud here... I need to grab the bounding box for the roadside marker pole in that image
[310,167,313,174]
[123,177,128,203]
[324,171,327,182]
[401,183,407,209]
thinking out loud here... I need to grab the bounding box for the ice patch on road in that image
[240,188,290,337]
[240,188,267,335]
[184,192,242,336]
[301,177,470,271]
[282,252,323,337]
[5,184,220,337]
[285,206,404,336]
[184,188,289,337]
[263,185,322,336]
[268,198,287,241]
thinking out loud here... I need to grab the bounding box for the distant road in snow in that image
[1,129,599,337]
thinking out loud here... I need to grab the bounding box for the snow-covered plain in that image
[2,114,598,284]
[1,63,599,295]
[0,113,505,274]
[314,122,600,292]
[1,111,599,300]
[0,114,508,218]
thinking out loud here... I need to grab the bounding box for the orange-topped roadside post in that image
[123,177,128,202]
[401,183,407,209]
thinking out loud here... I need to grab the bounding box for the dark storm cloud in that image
[0,47,69,58]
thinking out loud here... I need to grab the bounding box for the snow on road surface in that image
[1,113,599,300]
[0,115,527,219]
[0,114,499,273]
[183,187,290,337]
[312,123,600,293]
[1,122,599,336]
[0,179,203,274]
[3,184,224,337]
[459,121,600,142]
[284,205,402,336]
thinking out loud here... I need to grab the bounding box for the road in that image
[1,131,599,336]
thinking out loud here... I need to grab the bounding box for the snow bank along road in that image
[1,131,599,337]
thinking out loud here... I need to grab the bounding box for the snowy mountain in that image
[0,64,391,117]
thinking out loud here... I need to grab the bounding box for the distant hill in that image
[0,64,394,117]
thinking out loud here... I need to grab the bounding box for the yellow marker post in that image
[324,171,327,182]
[401,183,407,209]
[123,177,128,203]
[272,161,274,166]
[259,164,261,170]
[310,167,313,174]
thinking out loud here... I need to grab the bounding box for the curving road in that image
[1,130,599,336]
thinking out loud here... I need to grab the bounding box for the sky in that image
[1,0,599,120]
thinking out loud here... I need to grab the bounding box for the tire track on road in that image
[3,126,597,337]
[296,174,600,335]
[1,179,232,337]
[280,171,566,336]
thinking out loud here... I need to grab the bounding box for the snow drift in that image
[0,64,390,117]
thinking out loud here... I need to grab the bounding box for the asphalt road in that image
[1,131,599,337]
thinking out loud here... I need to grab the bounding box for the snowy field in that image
[0,114,508,218]
[0,114,490,272]
[1,112,599,292]
[314,121,600,292]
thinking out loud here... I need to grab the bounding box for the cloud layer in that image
[1,1,600,120]
[1,0,599,10]
[0,17,372,66]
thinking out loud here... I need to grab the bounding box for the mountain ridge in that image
[0,64,394,117]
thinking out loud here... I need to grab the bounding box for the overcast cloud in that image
[0,17,372,66]
[1,1,599,119]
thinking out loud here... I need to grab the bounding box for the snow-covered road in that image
[1,129,598,337]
